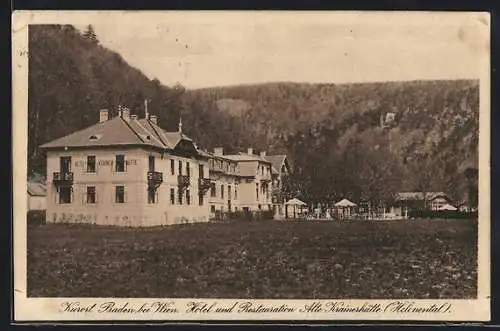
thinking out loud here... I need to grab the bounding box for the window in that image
[170,188,175,204]
[210,183,216,197]
[186,162,190,177]
[171,159,175,175]
[59,186,72,204]
[178,189,183,205]
[87,156,96,173]
[178,161,183,176]
[199,164,204,179]
[116,155,125,172]
[199,193,204,206]
[186,190,191,205]
[148,188,157,204]
[60,156,71,173]
[256,183,259,199]
[148,155,155,172]
[86,186,96,204]
[228,185,232,200]
[115,186,125,203]
[221,185,224,199]
[211,205,216,213]
[235,186,238,200]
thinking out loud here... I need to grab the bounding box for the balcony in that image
[53,172,74,185]
[198,178,212,194]
[147,171,163,189]
[260,177,272,184]
[178,175,190,189]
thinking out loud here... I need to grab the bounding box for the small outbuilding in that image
[284,198,307,219]
[334,198,357,219]
[437,203,457,211]
[27,181,47,211]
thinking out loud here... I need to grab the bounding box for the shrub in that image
[27,210,46,225]
[408,210,477,219]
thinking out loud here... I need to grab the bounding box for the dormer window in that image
[89,134,102,141]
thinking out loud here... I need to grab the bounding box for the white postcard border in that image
[12,10,491,322]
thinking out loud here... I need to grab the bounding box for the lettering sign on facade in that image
[74,160,138,167]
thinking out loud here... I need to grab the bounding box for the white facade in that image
[40,109,287,226]
[206,148,274,214]
[208,155,240,215]
[45,147,211,227]
[28,195,46,211]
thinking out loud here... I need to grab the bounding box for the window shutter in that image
[124,189,128,203]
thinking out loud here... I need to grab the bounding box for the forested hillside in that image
[28,25,479,206]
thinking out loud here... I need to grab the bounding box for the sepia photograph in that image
[12,11,490,321]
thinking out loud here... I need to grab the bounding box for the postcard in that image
[12,10,490,322]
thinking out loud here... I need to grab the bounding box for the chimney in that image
[149,115,158,125]
[99,109,109,123]
[122,107,130,122]
[214,147,224,156]
[131,114,138,121]
[247,147,253,155]
[260,151,266,157]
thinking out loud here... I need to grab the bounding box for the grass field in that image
[27,219,477,299]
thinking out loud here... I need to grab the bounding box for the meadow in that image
[27,219,477,299]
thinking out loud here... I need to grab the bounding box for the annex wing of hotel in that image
[39,107,292,226]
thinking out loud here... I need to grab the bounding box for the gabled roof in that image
[39,115,196,152]
[27,182,46,197]
[334,198,357,207]
[236,161,259,177]
[264,155,287,173]
[285,198,307,206]
[223,152,271,163]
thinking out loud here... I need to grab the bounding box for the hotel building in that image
[40,108,212,226]
[40,107,290,226]
[207,148,274,215]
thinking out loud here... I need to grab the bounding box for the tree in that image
[82,24,99,44]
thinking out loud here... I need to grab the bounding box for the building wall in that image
[45,148,210,226]
[208,173,240,215]
[429,197,449,211]
[28,195,46,211]
[237,161,273,211]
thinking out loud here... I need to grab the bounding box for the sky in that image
[72,11,489,89]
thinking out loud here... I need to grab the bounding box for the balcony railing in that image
[147,171,163,184]
[198,178,212,194]
[147,171,163,190]
[53,172,74,185]
[178,175,190,189]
